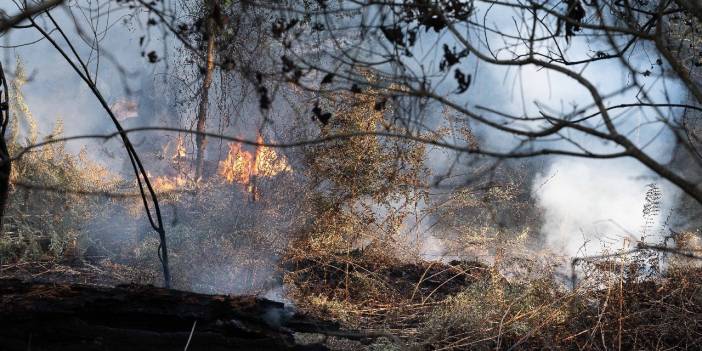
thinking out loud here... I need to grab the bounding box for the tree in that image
[3,0,702,288]
[0,62,11,232]
[238,0,702,209]
[194,0,218,181]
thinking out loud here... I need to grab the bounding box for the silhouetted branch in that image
[0,0,63,33]
[29,12,171,288]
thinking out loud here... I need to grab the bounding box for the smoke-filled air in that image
[0,0,701,350]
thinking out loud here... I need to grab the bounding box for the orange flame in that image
[137,171,191,193]
[218,135,292,189]
[174,135,187,160]
[152,174,190,192]
[219,142,255,184]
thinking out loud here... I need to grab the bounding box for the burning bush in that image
[2,60,702,351]
[218,134,292,197]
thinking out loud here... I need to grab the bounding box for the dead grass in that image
[283,241,702,350]
[1,59,701,350]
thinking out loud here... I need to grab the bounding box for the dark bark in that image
[0,138,11,229]
[0,279,336,351]
[0,61,11,233]
[0,0,64,34]
[674,0,702,27]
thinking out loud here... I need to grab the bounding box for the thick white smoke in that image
[533,158,678,257]
[414,6,688,259]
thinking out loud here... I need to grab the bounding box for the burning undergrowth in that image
[128,132,303,294]
[3,65,702,350]
[0,77,307,294]
[218,134,293,193]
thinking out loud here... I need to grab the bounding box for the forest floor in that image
[1,249,702,350]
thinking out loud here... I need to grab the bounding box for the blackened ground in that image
[286,252,489,306]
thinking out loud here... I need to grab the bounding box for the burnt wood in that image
[0,279,335,350]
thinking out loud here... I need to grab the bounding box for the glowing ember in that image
[174,136,187,160]
[152,174,190,192]
[218,135,292,188]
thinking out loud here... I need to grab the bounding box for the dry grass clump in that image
[419,272,567,350]
[145,168,309,294]
[0,63,122,263]
[571,267,702,349]
[285,240,702,351]
[1,136,122,261]
[429,254,702,350]
[284,242,490,333]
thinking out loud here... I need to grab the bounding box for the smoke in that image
[533,158,678,257]
[2,0,695,296]
[0,1,173,177]
[0,1,308,295]
[393,2,691,261]
[520,43,685,257]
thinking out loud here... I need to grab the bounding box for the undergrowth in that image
[0,61,700,351]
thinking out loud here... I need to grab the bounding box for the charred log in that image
[0,279,338,350]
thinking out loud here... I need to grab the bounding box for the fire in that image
[174,136,187,159]
[152,174,190,192]
[219,142,255,184]
[143,135,192,194]
[161,135,188,161]
[138,171,191,193]
[253,135,293,177]
[218,135,292,189]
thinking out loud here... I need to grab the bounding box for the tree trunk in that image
[194,1,217,181]
[0,138,11,231]
[0,62,11,234]
[0,279,337,350]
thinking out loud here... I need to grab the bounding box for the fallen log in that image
[0,278,337,350]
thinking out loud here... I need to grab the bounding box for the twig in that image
[184,320,196,351]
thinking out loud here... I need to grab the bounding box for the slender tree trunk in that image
[0,62,11,234]
[0,138,11,231]
[194,1,217,181]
